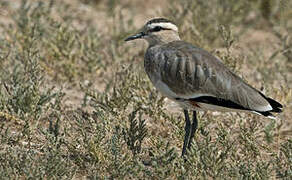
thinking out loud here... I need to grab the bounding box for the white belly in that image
[154,80,178,98]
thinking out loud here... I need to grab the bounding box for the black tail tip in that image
[266,97,283,113]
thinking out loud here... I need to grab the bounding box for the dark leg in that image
[187,111,198,149]
[182,110,191,157]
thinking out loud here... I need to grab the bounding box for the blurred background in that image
[0,0,291,179]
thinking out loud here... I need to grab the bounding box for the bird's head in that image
[125,18,180,46]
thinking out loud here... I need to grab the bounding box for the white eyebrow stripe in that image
[147,22,178,32]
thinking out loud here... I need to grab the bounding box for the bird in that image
[124,18,283,156]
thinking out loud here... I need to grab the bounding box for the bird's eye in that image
[152,26,162,32]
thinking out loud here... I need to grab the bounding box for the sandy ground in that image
[1,0,291,138]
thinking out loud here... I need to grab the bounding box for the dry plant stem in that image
[0,0,290,179]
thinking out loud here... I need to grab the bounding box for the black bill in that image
[124,32,145,41]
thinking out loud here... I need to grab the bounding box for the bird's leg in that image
[187,111,198,149]
[182,110,191,157]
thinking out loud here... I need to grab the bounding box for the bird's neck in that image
[147,31,181,46]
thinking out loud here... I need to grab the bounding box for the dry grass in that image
[0,0,291,179]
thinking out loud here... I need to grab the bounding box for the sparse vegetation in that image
[0,0,291,179]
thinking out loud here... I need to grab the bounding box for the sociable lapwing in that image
[125,18,283,156]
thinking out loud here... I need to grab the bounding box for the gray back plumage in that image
[145,41,271,112]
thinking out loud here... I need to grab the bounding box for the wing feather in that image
[145,41,277,112]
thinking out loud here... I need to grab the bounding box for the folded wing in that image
[145,41,282,116]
